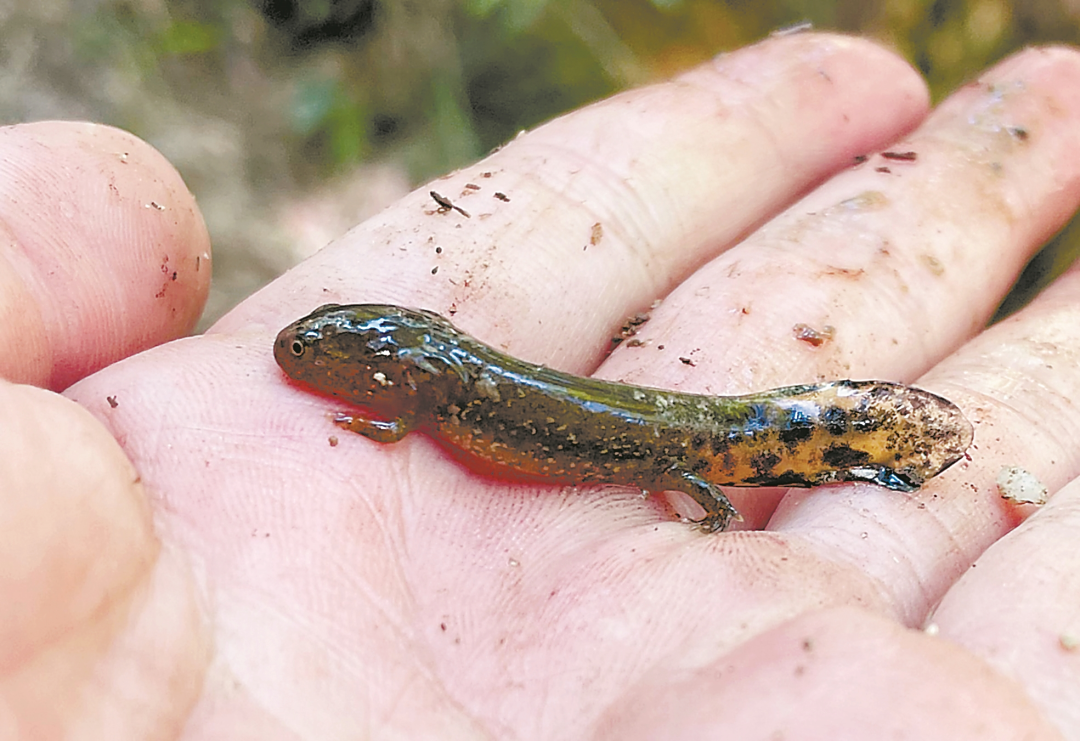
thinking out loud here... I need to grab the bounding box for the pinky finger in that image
[928,472,1080,737]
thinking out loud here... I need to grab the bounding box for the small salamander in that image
[275,304,973,532]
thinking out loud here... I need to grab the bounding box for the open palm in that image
[5,34,1080,739]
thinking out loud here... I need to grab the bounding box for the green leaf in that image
[157,19,220,55]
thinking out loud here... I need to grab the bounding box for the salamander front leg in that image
[333,413,413,443]
[676,470,742,533]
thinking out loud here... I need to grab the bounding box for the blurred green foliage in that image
[239,0,1080,317]
[157,19,223,55]
[227,0,1080,178]
[63,0,1080,184]
[35,0,1080,317]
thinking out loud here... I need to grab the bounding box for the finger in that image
[924,443,1080,737]
[598,45,1080,528]
[0,122,210,390]
[218,32,928,373]
[0,381,208,735]
[603,45,1080,391]
[601,606,1059,740]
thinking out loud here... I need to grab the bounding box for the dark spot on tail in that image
[821,444,871,468]
[821,406,850,436]
[751,451,782,477]
[778,421,814,446]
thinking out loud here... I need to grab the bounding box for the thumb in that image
[0,381,209,736]
[0,122,214,735]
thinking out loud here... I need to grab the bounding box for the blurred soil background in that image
[2,0,1079,327]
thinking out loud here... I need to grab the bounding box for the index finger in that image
[0,122,210,390]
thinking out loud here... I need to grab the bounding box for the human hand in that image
[6,33,1080,739]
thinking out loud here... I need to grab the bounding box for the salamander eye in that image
[290,339,306,357]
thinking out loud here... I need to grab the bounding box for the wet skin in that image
[275,304,974,532]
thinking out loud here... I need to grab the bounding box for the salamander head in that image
[275,303,460,414]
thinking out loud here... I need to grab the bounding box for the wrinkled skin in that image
[4,34,1080,740]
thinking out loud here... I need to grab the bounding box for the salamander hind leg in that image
[333,413,414,443]
[671,470,742,533]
